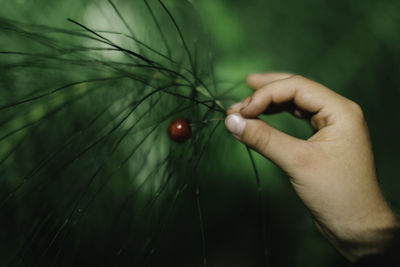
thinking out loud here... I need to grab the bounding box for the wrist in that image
[316,208,400,262]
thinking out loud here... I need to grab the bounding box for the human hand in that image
[225,73,399,262]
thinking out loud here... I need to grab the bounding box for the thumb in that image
[225,113,308,170]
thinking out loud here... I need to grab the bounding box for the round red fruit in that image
[168,118,192,142]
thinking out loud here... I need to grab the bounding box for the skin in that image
[225,72,400,262]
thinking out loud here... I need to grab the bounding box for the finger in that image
[227,72,294,114]
[260,102,312,118]
[241,75,345,129]
[247,72,294,90]
[225,113,309,170]
[227,98,312,119]
[226,97,251,114]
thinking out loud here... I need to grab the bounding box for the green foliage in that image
[0,0,399,266]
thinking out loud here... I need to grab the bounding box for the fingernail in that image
[225,113,246,136]
[227,97,251,112]
[240,97,251,111]
[227,102,243,111]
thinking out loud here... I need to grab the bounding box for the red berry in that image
[168,118,192,142]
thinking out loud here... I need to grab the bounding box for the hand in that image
[225,73,399,262]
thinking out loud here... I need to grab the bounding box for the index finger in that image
[240,75,347,129]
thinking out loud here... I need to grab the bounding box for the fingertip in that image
[225,113,246,137]
[240,106,258,118]
[226,102,242,115]
[226,97,252,115]
[246,73,264,89]
[240,95,262,118]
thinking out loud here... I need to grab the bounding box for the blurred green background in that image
[1,0,400,266]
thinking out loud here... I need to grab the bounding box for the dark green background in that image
[1,0,400,266]
[196,0,400,265]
